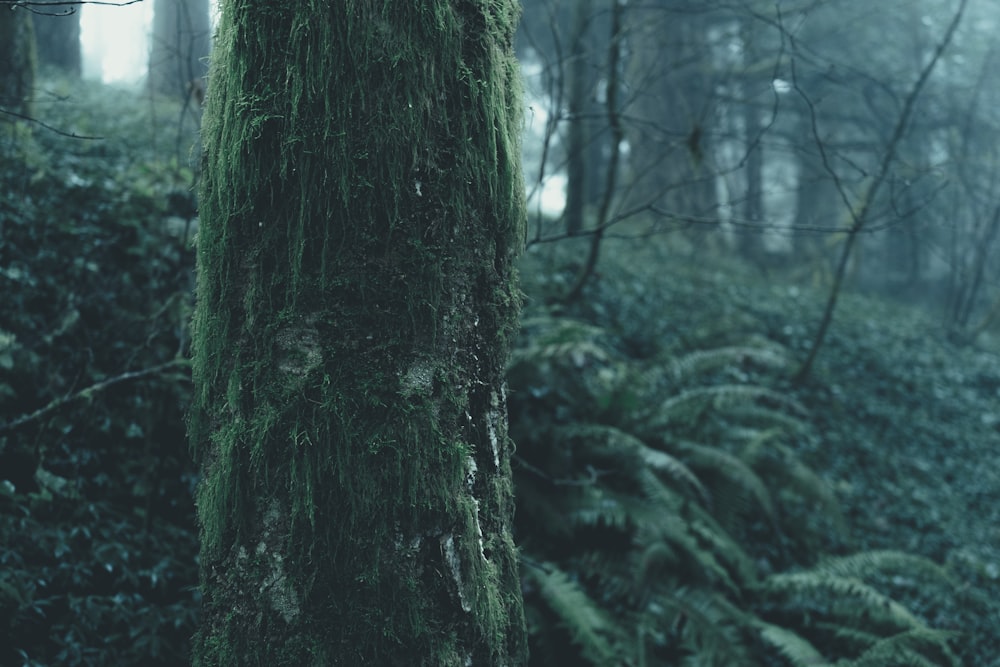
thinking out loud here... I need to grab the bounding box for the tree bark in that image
[563,0,593,235]
[626,4,717,234]
[0,9,36,119]
[32,12,81,76]
[738,18,765,262]
[189,1,527,665]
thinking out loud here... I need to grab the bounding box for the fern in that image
[652,587,759,666]
[525,562,625,665]
[668,344,792,383]
[762,571,925,632]
[510,316,614,370]
[568,485,634,532]
[556,423,708,503]
[633,471,743,595]
[834,628,960,667]
[651,384,805,428]
[508,299,959,666]
[742,438,847,540]
[508,339,611,369]
[753,619,830,667]
[671,439,776,525]
[813,622,884,654]
[814,550,954,587]
[721,405,811,433]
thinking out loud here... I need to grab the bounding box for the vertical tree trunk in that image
[739,99,764,261]
[32,12,81,76]
[148,0,211,98]
[0,9,36,119]
[564,0,593,235]
[626,5,717,235]
[739,22,765,263]
[189,1,528,665]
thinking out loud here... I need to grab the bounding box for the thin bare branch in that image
[0,360,189,435]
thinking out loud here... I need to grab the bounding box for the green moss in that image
[190,0,526,662]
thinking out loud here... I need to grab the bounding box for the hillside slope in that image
[518,239,1000,665]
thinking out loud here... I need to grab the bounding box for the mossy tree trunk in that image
[0,8,36,119]
[189,1,528,665]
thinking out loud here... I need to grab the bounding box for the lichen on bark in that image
[189,1,527,664]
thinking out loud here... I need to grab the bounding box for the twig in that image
[0,359,189,435]
[0,107,104,140]
[792,0,967,383]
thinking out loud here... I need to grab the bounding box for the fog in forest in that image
[81,0,1000,319]
[516,0,1000,332]
[4,0,1000,664]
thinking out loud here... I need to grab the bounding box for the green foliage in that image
[0,74,197,665]
[508,245,964,666]
[2,69,994,665]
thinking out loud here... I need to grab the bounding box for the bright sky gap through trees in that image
[78,2,567,213]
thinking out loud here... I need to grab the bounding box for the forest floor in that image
[559,237,1000,664]
[4,71,998,661]
[789,291,1000,665]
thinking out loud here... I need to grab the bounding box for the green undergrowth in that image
[509,237,993,665]
[1,75,199,666]
[2,73,998,665]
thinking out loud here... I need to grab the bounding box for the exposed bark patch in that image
[276,315,322,383]
[441,533,472,613]
[258,499,300,623]
[401,357,436,398]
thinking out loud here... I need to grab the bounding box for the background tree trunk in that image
[32,12,81,76]
[0,9,36,119]
[148,0,211,98]
[626,5,717,238]
[189,1,528,664]
[564,0,594,235]
[738,18,766,263]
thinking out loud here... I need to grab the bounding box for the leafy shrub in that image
[0,76,199,666]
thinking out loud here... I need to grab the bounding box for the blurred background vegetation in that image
[2,0,1000,664]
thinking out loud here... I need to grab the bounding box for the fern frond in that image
[725,406,811,433]
[753,619,831,667]
[746,440,846,537]
[762,573,923,632]
[672,440,776,524]
[836,628,960,667]
[576,550,641,601]
[556,423,709,503]
[814,550,954,587]
[526,562,625,665]
[685,511,759,588]
[669,345,791,382]
[632,475,742,595]
[652,587,759,666]
[569,486,633,532]
[519,315,608,341]
[512,317,613,368]
[508,340,611,369]
[711,384,805,413]
[812,621,882,652]
[653,384,805,427]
